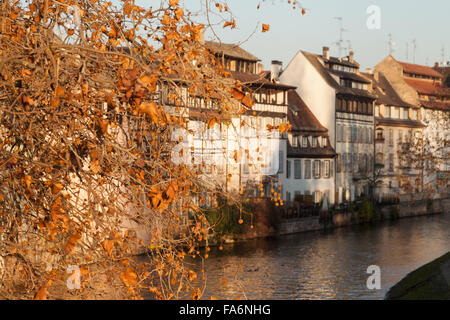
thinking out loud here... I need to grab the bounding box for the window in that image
[322,137,327,147]
[385,106,391,118]
[304,160,311,179]
[324,160,331,178]
[286,192,291,202]
[313,160,321,179]
[278,151,284,173]
[411,109,418,120]
[302,136,308,148]
[389,154,394,172]
[292,135,298,147]
[314,191,322,204]
[286,160,291,179]
[312,137,318,148]
[388,129,393,146]
[294,160,302,179]
[337,154,342,173]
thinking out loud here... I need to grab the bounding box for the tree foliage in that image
[0,0,256,300]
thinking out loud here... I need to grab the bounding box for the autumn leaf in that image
[169,0,179,7]
[65,232,82,254]
[120,268,138,287]
[241,94,255,109]
[223,19,236,29]
[102,239,115,256]
[262,24,270,32]
[24,175,32,191]
[33,280,53,300]
[207,117,216,129]
[221,277,228,286]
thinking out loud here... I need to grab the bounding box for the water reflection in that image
[194,214,450,300]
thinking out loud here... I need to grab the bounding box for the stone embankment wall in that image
[278,198,450,236]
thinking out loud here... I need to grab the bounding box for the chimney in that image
[270,60,283,82]
[434,62,439,68]
[198,25,205,44]
[323,46,330,60]
[349,50,354,63]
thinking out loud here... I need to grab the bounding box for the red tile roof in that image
[403,78,450,96]
[419,100,450,111]
[397,60,443,78]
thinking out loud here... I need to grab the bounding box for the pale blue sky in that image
[136,0,450,71]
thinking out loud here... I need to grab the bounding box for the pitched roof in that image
[396,60,443,78]
[329,69,371,83]
[205,41,261,62]
[230,71,295,90]
[287,90,327,133]
[419,100,450,111]
[362,72,416,108]
[375,117,425,128]
[302,51,376,100]
[321,55,360,68]
[403,78,450,96]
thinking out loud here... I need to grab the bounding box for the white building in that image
[279,90,336,204]
[280,47,376,203]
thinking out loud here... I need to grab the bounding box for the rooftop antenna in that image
[406,42,409,61]
[441,46,446,66]
[412,39,417,63]
[387,33,396,55]
[333,17,347,58]
[347,40,353,53]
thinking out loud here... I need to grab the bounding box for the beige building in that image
[362,71,425,200]
[375,56,450,196]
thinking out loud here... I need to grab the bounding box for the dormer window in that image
[292,135,298,147]
[302,136,308,148]
[312,137,318,148]
[322,137,327,147]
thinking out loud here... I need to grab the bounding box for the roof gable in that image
[204,41,261,62]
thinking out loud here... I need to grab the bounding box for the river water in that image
[193,213,450,300]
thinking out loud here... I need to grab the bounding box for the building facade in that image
[279,90,336,204]
[280,47,376,203]
[362,71,425,200]
[375,56,450,196]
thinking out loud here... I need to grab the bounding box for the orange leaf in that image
[241,94,254,109]
[262,24,270,32]
[33,280,52,300]
[223,19,236,29]
[221,277,228,286]
[120,268,138,287]
[169,0,179,7]
[102,239,114,256]
[65,232,82,254]
[24,175,32,191]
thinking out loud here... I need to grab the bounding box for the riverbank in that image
[216,197,450,242]
[385,251,450,300]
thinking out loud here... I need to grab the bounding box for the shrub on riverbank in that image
[357,199,376,224]
[204,199,278,241]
